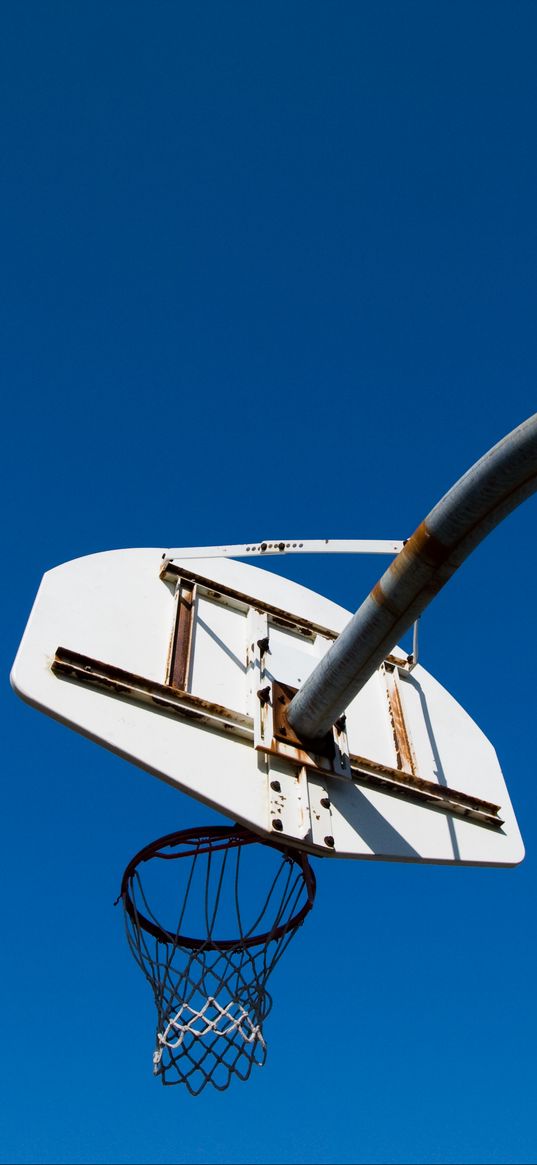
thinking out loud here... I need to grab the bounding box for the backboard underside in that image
[11,548,524,865]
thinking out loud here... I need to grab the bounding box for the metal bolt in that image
[278,542,285,551]
[320,797,330,809]
[272,819,283,831]
[270,780,281,792]
[324,835,335,848]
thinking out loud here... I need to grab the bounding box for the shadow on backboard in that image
[333,783,422,860]
[405,672,461,862]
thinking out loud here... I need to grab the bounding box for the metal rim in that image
[120,824,316,951]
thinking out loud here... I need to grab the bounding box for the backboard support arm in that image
[162,539,404,565]
[287,412,537,743]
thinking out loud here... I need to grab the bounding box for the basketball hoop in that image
[120,825,316,1095]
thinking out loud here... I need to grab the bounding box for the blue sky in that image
[2,3,537,1163]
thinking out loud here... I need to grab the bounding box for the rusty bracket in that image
[261,680,352,780]
[51,647,253,738]
[256,680,347,848]
[52,642,503,832]
[272,681,332,756]
[167,578,196,690]
[382,662,417,776]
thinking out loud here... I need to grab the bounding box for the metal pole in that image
[287,413,537,744]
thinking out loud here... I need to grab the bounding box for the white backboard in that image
[11,547,524,865]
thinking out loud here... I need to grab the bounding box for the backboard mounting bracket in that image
[160,549,421,671]
[162,539,404,566]
[256,679,352,781]
[50,634,504,838]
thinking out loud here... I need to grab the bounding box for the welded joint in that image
[269,680,352,780]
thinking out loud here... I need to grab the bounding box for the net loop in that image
[120,825,315,1095]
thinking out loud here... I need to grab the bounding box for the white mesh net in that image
[120,826,315,1095]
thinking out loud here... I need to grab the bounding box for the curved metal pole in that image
[287,413,537,744]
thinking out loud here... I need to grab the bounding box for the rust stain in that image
[52,646,252,733]
[167,581,196,690]
[384,666,416,776]
[256,738,340,776]
[51,646,503,832]
[371,522,454,618]
[402,520,451,568]
[350,751,501,815]
[271,680,335,762]
[385,652,412,668]
[370,579,398,617]
[350,762,503,829]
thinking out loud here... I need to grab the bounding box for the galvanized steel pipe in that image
[287,413,537,743]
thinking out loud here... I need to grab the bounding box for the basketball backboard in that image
[11,546,524,866]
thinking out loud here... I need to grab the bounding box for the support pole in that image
[287,413,537,744]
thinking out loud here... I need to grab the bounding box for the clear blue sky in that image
[2,3,537,1163]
